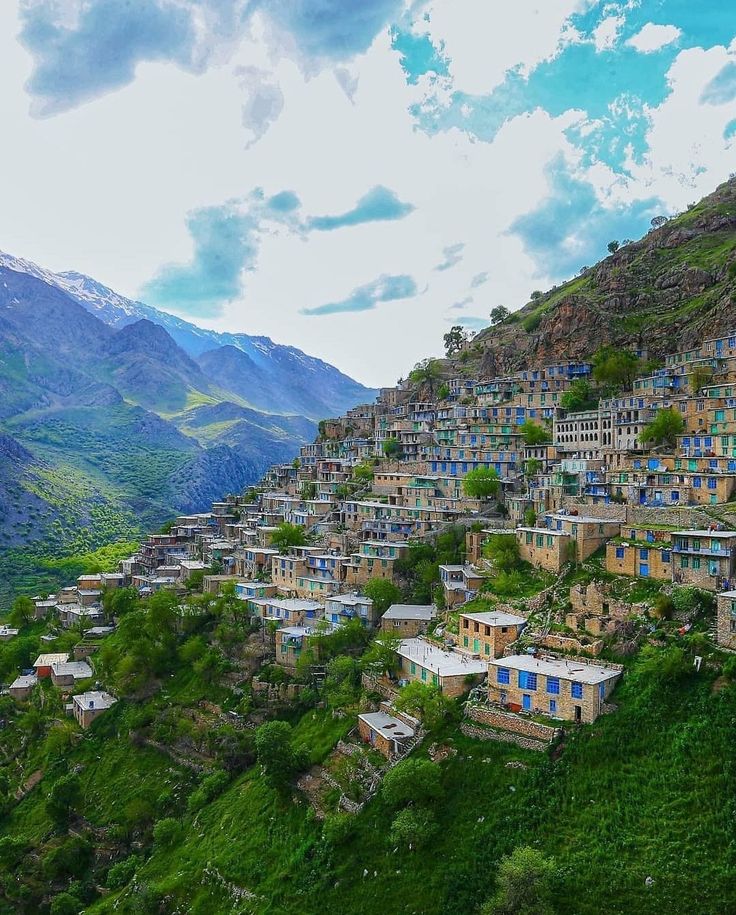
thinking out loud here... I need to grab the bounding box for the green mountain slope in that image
[468,176,736,373]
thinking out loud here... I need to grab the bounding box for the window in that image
[662,550,671,563]
[519,670,537,690]
[692,557,701,570]
[680,556,689,568]
[546,677,560,695]
[549,699,557,714]
[571,681,583,699]
[639,548,649,560]
[421,668,427,681]
[497,667,510,685]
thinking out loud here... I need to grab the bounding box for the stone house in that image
[671,530,736,591]
[33,653,69,678]
[396,638,487,697]
[274,626,314,669]
[716,589,736,649]
[50,660,93,689]
[605,539,673,581]
[517,526,572,573]
[9,674,37,701]
[457,610,526,658]
[487,653,622,723]
[380,604,436,636]
[357,709,416,758]
[72,691,117,728]
[439,565,485,608]
[324,594,377,627]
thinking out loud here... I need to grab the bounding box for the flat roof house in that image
[72,691,117,729]
[33,653,69,678]
[439,565,485,608]
[380,604,436,637]
[397,638,487,698]
[50,660,93,689]
[357,710,416,759]
[516,527,572,573]
[488,653,622,723]
[672,530,736,591]
[9,674,37,701]
[716,590,736,650]
[274,626,314,669]
[324,594,377,627]
[458,610,526,659]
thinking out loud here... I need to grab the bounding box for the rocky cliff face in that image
[471,176,736,373]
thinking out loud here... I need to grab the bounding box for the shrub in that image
[382,758,442,808]
[389,807,437,847]
[106,855,140,890]
[481,846,556,915]
[153,817,182,848]
[187,770,229,812]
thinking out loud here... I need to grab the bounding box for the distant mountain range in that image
[0,251,375,600]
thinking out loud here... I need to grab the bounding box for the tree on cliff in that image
[640,408,685,449]
[592,346,640,393]
[462,466,500,500]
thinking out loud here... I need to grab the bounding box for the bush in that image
[382,758,443,808]
[106,855,139,890]
[481,846,556,915]
[322,813,354,846]
[153,817,182,848]
[187,770,229,812]
[50,893,83,915]
[389,807,437,847]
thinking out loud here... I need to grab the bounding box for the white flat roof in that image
[51,661,93,678]
[718,590,736,598]
[253,598,323,611]
[34,653,69,667]
[490,653,621,685]
[10,674,37,689]
[326,594,372,606]
[399,639,487,677]
[73,691,116,711]
[675,530,736,538]
[359,711,415,741]
[460,610,527,627]
[278,626,313,637]
[383,604,436,621]
[517,527,570,536]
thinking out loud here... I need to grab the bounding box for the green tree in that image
[481,846,556,915]
[607,239,620,253]
[394,681,456,730]
[271,522,307,552]
[383,438,403,461]
[382,758,443,808]
[640,407,685,448]
[301,481,317,500]
[462,466,500,500]
[688,365,714,394]
[323,656,361,709]
[9,596,34,628]
[524,458,542,478]
[520,420,551,445]
[484,534,521,573]
[408,358,443,399]
[46,773,82,828]
[153,818,181,848]
[592,346,640,393]
[560,379,598,412]
[490,306,510,325]
[255,721,303,790]
[363,578,401,615]
[443,325,467,356]
[50,893,83,915]
[353,461,375,485]
[437,382,451,401]
[523,506,537,527]
[390,806,437,847]
[361,630,403,678]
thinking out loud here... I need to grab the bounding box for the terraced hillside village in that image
[1,178,736,915]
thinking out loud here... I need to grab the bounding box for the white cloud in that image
[626,23,682,54]
[421,0,588,96]
[593,16,625,52]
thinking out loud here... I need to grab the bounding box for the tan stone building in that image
[716,589,736,649]
[357,709,416,758]
[458,610,526,658]
[380,604,436,636]
[517,527,572,572]
[487,653,622,723]
[72,691,117,728]
[671,530,736,591]
[396,638,487,697]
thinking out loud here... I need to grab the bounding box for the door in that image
[639,563,649,577]
[473,638,480,653]
[522,694,532,711]
[574,706,582,723]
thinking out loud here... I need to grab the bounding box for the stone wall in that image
[460,720,549,752]
[465,703,560,743]
[562,501,714,529]
[536,633,604,656]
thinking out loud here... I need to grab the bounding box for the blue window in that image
[693,477,702,488]
[708,478,717,490]
[497,667,510,685]
[639,548,649,560]
[518,670,537,691]
[662,550,671,563]
[546,677,560,695]
[571,681,583,699]
[549,699,557,714]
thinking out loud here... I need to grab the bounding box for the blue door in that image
[522,694,532,711]
[639,563,649,577]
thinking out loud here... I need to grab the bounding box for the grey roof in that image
[490,654,621,685]
[10,674,37,689]
[51,661,93,679]
[398,639,487,676]
[383,604,436,621]
[460,610,527,628]
[359,711,415,741]
[73,691,116,711]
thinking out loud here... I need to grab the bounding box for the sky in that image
[0,2,735,387]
